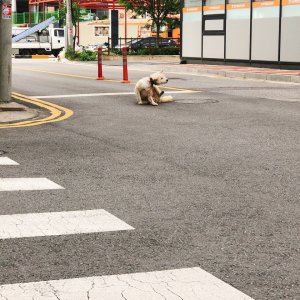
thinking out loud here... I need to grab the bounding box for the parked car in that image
[80,13,97,21]
[85,42,108,51]
[132,37,177,50]
[115,37,177,50]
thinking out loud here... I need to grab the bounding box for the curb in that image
[103,55,180,61]
[14,55,51,59]
[157,66,300,84]
[0,101,39,124]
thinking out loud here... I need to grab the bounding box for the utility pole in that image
[0,0,12,103]
[65,0,73,49]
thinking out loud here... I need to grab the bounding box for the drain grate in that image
[176,98,219,104]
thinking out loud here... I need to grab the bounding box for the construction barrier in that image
[96,47,105,80]
[122,47,130,83]
[96,47,130,83]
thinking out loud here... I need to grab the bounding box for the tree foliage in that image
[118,0,180,44]
[59,1,82,49]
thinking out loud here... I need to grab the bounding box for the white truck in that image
[12,17,65,56]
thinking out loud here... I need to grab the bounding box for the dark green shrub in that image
[65,48,97,61]
[65,47,80,60]
[110,49,122,56]
[80,50,97,61]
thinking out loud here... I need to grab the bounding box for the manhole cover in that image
[176,99,218,104]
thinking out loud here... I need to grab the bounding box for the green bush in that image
[79,50,97,61]
[65,47,77,60]
[110,48,122,56]
[65,47,97,61]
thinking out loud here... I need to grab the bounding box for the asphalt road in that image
[0,58,299,299]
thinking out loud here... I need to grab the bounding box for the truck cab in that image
[50,28,65,51]
[12,26,65,56]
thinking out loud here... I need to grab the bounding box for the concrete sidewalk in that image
[169,63,300,83]
[0,101,38,124]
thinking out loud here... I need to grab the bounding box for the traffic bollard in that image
[122,47,130,83]
[96,47,105,80]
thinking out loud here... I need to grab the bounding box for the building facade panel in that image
[181,0,300,66]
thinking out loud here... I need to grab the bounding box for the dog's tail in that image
[159,95,174,103]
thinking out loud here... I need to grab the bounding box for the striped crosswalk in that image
[0,177,64,191]
[0,267,254,300]
[0,156,254,299]
[0,157,19,165]
[0,209,134,239]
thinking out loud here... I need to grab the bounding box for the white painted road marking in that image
[0,178,64,191]
[33,90,199,99]
[0,209,134,239]
[0,267,254,300]
[0,157,19,165]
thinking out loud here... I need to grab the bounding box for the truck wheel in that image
[19,49,31,56]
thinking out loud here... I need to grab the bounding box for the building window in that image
[184,0,202,7]
[94,26,109,37]
[227,0,250,3]
[204,0,225,5]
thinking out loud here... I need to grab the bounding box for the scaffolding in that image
[27,0,127,40]
[28,0,125,14]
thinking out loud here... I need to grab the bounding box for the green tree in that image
[118,0,180,46]
[59,1,82,49]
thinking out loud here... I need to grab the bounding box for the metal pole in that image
[77,18,80,45]
[0,0,12,103]
[66,0,73,49]
[124,9,127,43]
[29,3,31,25]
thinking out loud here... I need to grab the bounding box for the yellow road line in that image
[0,93,73,129]
[14,67,196,92]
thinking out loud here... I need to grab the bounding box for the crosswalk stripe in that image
[0,267,254,300]
[0,209,134,239]
[0,157,19,165]
[0,178,64,191]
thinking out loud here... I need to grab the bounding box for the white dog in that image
[134,71,173,106]
[57,48,68,63]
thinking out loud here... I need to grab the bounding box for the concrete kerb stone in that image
[225,71,246,79]
[266,74,291,82]
[0,102,26,112]
[103,55,180,61]
[291,75,300,83]
[133,61,299,84]
[201,69,226,77]
[244,72,267,81]
[0,100,39,124]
